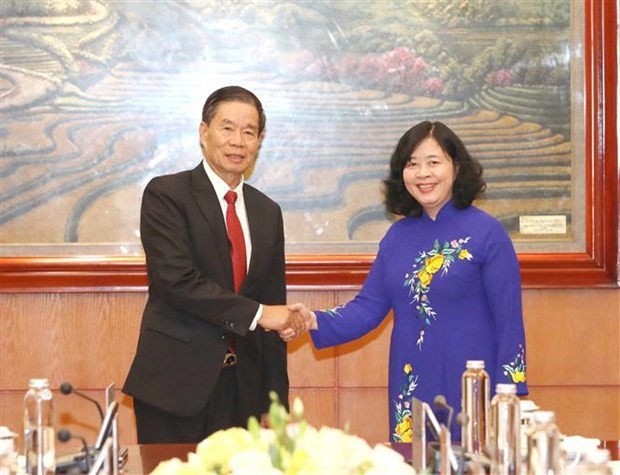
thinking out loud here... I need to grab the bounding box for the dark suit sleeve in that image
[258,208,289,412]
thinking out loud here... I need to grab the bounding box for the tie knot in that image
[224,190,237,205]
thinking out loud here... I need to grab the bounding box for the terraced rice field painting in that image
[0,0,583,256]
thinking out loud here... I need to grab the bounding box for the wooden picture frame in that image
[0,1,617,291]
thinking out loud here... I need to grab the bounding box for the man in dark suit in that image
[123,86,304,443]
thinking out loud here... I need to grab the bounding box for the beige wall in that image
[1,288,618,452]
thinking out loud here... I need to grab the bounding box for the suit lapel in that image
[243,185,263,280]
[189,164,233,282]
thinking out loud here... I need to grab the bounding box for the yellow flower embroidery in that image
[394,416,413,442]
[425,254,445,274]
[458,249,473,260]
[503,345,527,384]
[404,237,473,349]
[393,363,418,442]
[418,270,432,288]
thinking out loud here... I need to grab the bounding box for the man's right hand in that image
[259,305,309,337]
[278,303,317,342]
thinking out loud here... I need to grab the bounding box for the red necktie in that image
[224,190,247,293]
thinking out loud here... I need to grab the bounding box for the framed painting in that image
[0,1,617,289]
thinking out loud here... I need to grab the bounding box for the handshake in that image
[259,303,317,342]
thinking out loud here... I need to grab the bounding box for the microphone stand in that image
[439,424,452,475]
[104,383,120,475]
[88,438,112,475]
[434,395,462,474]
[455,413,469,475]
[60,383,104,421]
[434,395,454,430]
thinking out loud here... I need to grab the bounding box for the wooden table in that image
[123,444,196,474]
[122,441,619,474]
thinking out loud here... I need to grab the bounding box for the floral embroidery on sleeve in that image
[502,344,527,383]
[404,237,472,349]
[323,304,346,318]
[392,363,418,442]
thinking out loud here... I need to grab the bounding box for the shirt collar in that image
[202,160,245,200]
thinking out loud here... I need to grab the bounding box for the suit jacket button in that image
[221,333,227,340]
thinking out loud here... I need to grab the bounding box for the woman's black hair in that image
[383,121,486,217]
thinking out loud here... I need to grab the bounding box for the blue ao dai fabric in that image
[310,201,528,442]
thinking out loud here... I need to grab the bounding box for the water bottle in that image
[526,410,562,475]
[490,383,521,475]
[461,360,490,454]
[23,379,55,475]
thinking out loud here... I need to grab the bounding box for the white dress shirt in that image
[202,160,263,330]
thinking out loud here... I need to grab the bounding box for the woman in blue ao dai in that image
[289,121,528,443]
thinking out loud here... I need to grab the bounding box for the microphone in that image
[434,394,454,430]
[60,382,104,421]
[57,429,91,472]
[456,412,469,427]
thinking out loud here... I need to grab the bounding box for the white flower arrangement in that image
[150,393,416,475]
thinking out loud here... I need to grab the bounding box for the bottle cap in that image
[28,378,50,389]
[495,383,517,394]
[532,410,556,424]
[466,360,485,369]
